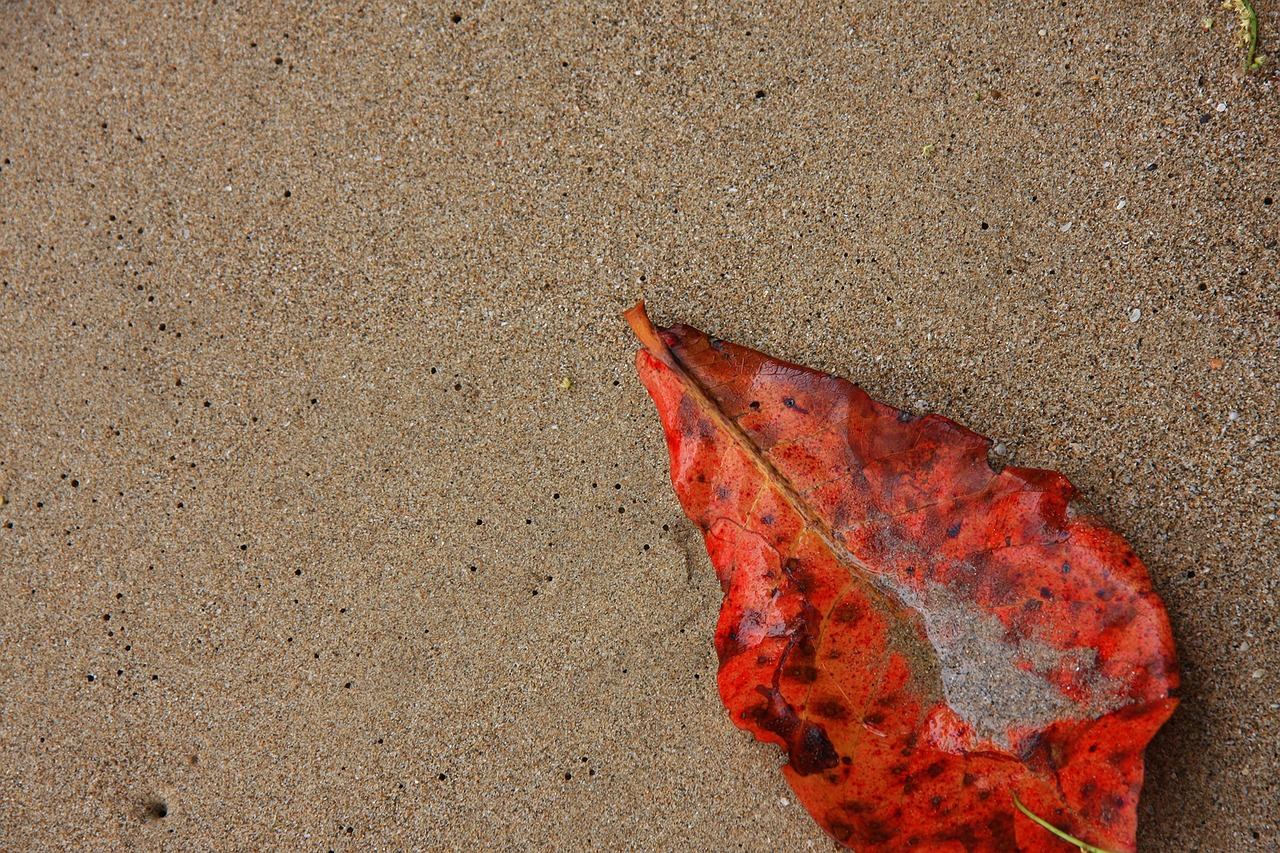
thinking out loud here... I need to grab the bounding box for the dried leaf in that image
[626,303,1178,852]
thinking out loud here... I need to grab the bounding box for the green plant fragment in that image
[1012,793,1119,853]
[1224,0,1265,71]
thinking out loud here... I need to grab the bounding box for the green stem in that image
[1011,793,1119,853]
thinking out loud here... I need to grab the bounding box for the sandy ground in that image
[0,1,1277,850]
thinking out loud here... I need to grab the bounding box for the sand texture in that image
[1,1,1277,850]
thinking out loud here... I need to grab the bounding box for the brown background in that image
[1,1,1276,850]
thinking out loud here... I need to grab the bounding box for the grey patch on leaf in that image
[898,582,1128,747]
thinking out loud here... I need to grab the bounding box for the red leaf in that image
[626,303,1178,853]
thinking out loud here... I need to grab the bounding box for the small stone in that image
[1116,198,1127,210]
[993,442,1008,457]
[1209,357,1225,369]
[1128,307,1141,322]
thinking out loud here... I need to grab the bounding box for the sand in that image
[0,1,1276,850]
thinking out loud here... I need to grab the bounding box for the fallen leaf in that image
[626,303,1178,853]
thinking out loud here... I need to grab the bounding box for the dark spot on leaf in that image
[862,819,896,844]
[794,721,840,775]
[782,558,808,591]
[826,818,854,842]
[934,824,982,847]
[946,521,962,538]
[746,685,838,775]
[718,628,748,660]
[812,698,848,720]
[987,814,1017,846]
[783,663,819,683]
[831,600,862,624]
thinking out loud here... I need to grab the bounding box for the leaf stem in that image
[1012,793,1119,853]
